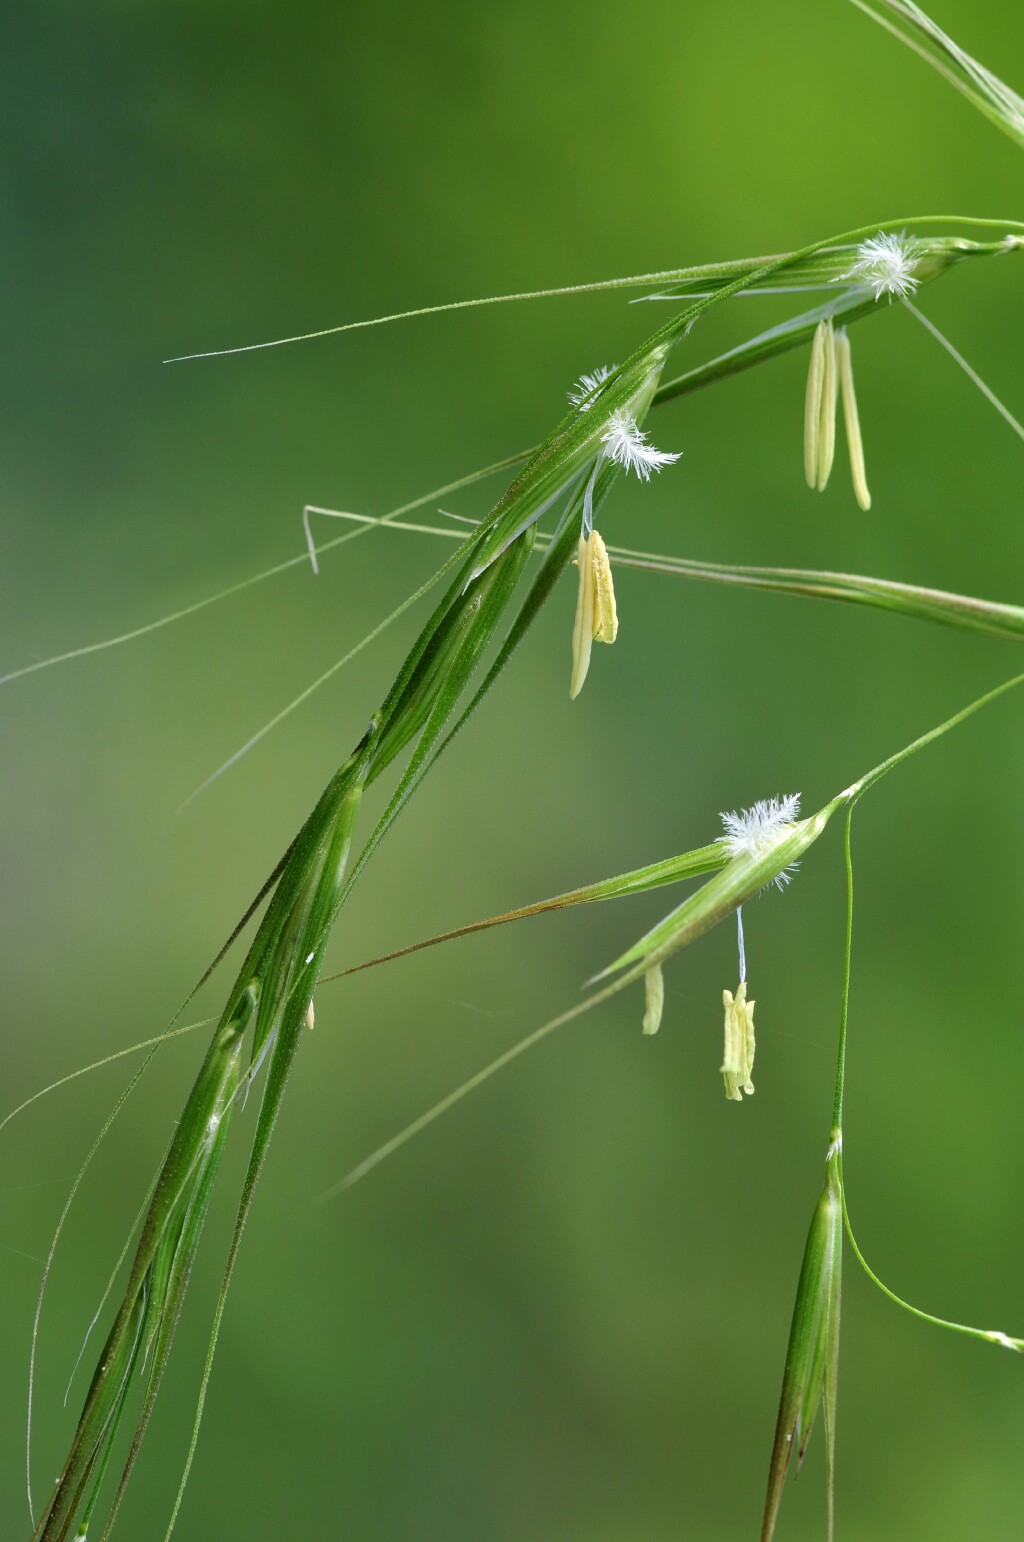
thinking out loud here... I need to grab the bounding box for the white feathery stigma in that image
[718,793,802,889]
[843,232,920,301]
[568,364,616,410]
[600,409,681,481]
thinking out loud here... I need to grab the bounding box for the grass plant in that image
[4,3,1024,1538]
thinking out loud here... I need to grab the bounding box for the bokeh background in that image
[3,2,1024,1537]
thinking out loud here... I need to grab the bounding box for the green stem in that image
[850,670,1024,799]
[840,1176,1024,1353]
[830,807,856,1135]
[833,673,1024,1354]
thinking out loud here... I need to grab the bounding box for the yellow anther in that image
[804,318,838,492]
[836,328,872,510]
[570,529,618,699]
[642,963,665,1035]
[721,980,756,1101]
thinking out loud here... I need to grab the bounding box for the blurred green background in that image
[2,1,1024,1537]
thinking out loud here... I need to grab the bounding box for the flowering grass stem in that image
[21,201,1024,1540]
[4,221,1020,709]
[9,1,1024,1531]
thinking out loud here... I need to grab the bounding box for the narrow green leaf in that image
[330,840,728,982]
[308,507,1024,645]
[606,546,1024,642]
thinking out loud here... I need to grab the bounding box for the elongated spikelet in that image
[761,1148,843,1542]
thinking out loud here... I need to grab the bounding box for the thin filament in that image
[902,296,1024,442]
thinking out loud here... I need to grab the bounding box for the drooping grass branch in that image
[3,223,1018,699]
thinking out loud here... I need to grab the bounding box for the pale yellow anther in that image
[570,529,618,699]
[305,1000,315,1031]
[642,963,664,1035]
[836,328,872,510]
[721,980,756,1101]
[817,318,837,490]
[804,318,838,492]
[804,321,826,488]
